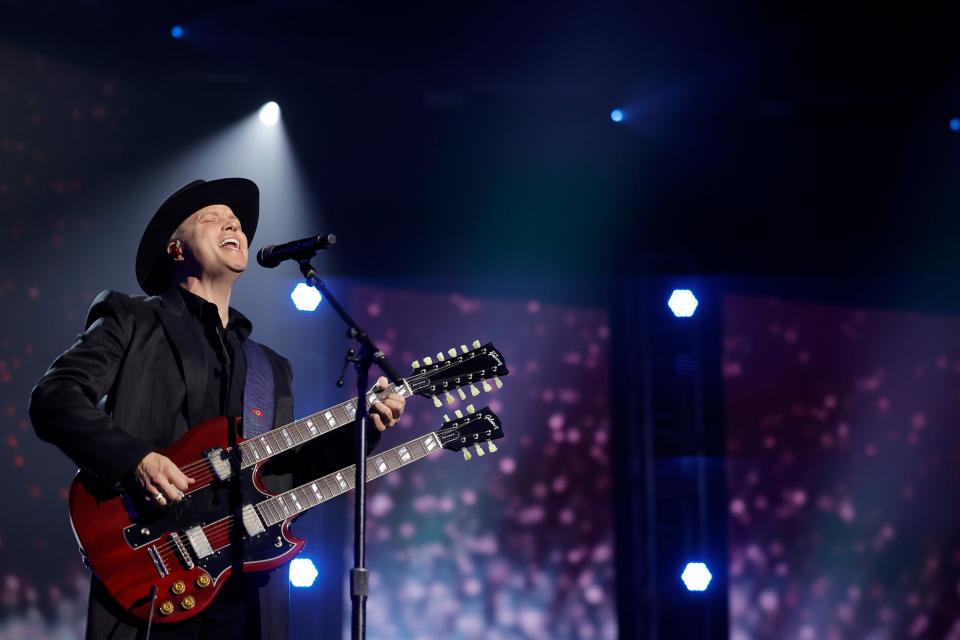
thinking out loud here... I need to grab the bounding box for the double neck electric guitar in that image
[68,341,508,623]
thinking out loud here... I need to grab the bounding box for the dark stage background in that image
[725,295,960,639]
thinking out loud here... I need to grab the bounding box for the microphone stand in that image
[295,255,401,640]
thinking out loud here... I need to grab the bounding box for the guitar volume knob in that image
[196,574,211,588]
[181,595,196,610]
[159,601,175,616]
[171,581,186,595]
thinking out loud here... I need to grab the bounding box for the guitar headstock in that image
[436,405,504,461]
[406,340,509,407]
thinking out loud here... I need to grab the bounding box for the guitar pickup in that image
[241,504,265,538]
[184,526,214,560]
[204,448,233,481]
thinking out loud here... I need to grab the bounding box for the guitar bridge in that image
[169,532,194,569]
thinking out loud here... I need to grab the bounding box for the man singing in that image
[29,178,405,639]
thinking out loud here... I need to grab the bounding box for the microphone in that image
[256,233,337,268]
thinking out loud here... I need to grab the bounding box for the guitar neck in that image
[236,384,410,469]
[254,432,445,525]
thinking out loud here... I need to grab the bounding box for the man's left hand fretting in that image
[370,375,405,431]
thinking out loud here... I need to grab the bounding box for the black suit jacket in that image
[30,288,374,639]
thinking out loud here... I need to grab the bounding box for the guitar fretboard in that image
[237,391,383,468]
[255,432,444,526]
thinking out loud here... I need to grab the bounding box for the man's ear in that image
[166,239,184,261]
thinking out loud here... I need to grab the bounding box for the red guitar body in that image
[68,416,304,624]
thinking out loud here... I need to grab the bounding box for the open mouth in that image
[218,238,242,251]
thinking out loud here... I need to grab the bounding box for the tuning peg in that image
[443,414,451,422]
[466,404,475,414]
[432,396,442,408]
[474,443,485,457]
[445,391,455,405]
[411,360,420,370]
[487,441,498,453]
[493,376,503,389]
[454,409,464,419]
[462,449,472,461]
[456,388,466,400]
[460,344,469,353]
[472,339,481,349]
[436,352,445,362]
[423,356,433,366]
[482,380,493,392]
[470,384,481,397]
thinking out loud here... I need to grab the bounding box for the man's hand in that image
[135,452,195,506]
[370,376,405,432]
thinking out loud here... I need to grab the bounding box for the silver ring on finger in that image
[154,492,164,502]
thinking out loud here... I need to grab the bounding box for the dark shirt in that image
[174,286,262,637]
[176,286,250,431]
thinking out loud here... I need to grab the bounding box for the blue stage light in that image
[667,289,698,318]
[610,109,624,123]
[170,25,185,40]
[289,558,318,588]
[681,562,712,591]
[951,118,960,132]
[291,283,322,311]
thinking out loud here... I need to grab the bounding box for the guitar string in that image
[151,425,483,562]
[167,360,493,479]
[147,368,496,556]
[152,471,356,558]
[166,374,407,476]
[152,466,366,558]
[150,433,455,559]
[154,430,495,565]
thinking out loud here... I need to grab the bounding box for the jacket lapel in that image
[156,288,206,425]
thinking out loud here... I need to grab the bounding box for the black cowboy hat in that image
[135,178,259,295]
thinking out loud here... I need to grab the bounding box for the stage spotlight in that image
[667,289,698,318]
[259,102,281,126]
[681,562,712,591]
[170,25,185,40]
[951,118,960,132]
[289,558,318,588]
[610,109,624,123]
[291,283,322,311]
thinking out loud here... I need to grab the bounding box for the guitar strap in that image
[241,339,275,438]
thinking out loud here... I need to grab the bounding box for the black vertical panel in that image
[612,276,728,639]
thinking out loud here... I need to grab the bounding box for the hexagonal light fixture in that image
[667,289,699,318]
[289,558,319,588]
[681,561,712,591]
[291,283,322,312]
